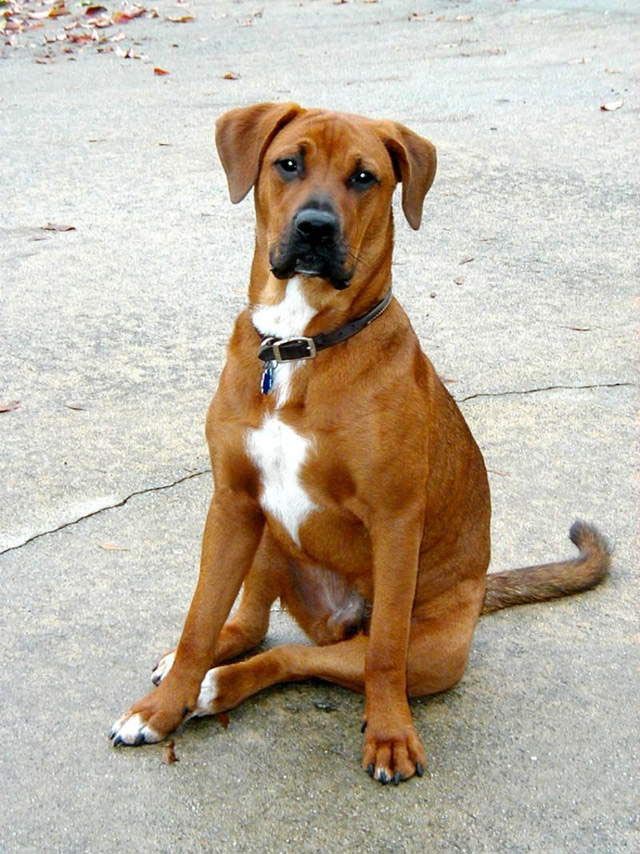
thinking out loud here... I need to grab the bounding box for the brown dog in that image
[110,104,611,784]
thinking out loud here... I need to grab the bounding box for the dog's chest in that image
[246,277,319,544]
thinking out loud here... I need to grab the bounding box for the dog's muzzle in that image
[270,203,353,290]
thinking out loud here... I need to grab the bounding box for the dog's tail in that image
[481,521,611,615]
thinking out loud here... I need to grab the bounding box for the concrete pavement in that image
[1,1,638,850]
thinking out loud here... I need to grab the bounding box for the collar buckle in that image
[270,336,317,363]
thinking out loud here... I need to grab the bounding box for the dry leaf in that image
[154,66,170,75]
[222,71,240,80]
[42,222,76,231]
[65,402,87,410]
[166,14,194,23]
[600,99,623,111]
[459,256,474,264]
[84,4,107,15]
[99,542,129,551]
[49,4,70,19]
[0,400,20,414]
[162,739,178,764]
[113,7,146,24]
[453,276,465,285]
[487,468,510,477]
[217,712,230,729]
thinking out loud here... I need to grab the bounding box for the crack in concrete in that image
[0,469,211,557]
[458,381,635,403]
[1,381,634,557]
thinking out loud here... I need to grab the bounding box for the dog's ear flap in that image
[377,121,437,230]
[215,102,303,204]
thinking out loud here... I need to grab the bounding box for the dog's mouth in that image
[269,231,354,291]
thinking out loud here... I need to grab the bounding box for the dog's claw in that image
[112,735,124,747]
[392,772,401,785]
[415,762,425,777]
[378,769,389,785]
[366,763,374,777]
[360,720,367,733]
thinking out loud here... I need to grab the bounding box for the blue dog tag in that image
[260,361,276,395]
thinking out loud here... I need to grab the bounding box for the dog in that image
[110,103,611,784]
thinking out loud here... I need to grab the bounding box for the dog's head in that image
[215,103,436,292]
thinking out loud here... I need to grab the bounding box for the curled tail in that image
[481,521,612,615]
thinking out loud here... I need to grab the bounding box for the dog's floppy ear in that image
[376,121,437,230]
[215,102,303,204]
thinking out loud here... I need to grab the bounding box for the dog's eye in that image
[275,158,299,179]
[349,169,377,190]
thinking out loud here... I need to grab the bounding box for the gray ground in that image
[1,0,638,851]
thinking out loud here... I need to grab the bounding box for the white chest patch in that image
[248,277,318,544]
[247,415,317,545]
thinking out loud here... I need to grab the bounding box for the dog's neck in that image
[248,238,394,340]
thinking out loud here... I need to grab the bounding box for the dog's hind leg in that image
[189,583,483,783]
[152,529,284,685]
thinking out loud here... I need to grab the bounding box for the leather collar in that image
[257,290,393,364]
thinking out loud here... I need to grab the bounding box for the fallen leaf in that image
[158,142,172,146]
[600,99,623,111]
[67,31,96,43]
[0,400,20,414]
[166,14,194,23]
[113,6,145,24]
[88,15,113,28]
[64,402,87,410]
[459,256,474,264]
[222,71,239,80]
[560,325,591,332]
[154,66,169,75]
[454,276,465,285]
[487,468,510,477]
[42,222,76,231]
[84,4,107,15]
[99,542,129,551]
[49,4,70,19]
[162,739,178,764]
[217,712,230,729]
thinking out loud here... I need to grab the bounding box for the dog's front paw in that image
[110,687,190,747]
[151,650,175,686]
[362,720,427,785]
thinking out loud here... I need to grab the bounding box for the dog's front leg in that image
[362,508,427,783]
[110,489,264,745]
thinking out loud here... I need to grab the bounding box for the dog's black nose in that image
[294,209,338,243]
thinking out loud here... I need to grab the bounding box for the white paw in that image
[151,650,176,686]
[192,668,221,717]
[109,712,162,747]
